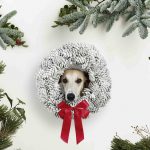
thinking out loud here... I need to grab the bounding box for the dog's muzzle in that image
[67,93,75,101]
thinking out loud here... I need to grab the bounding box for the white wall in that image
[0,0,150,149]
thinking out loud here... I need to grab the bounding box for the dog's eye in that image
[62,78,68,84]
[76,78,82,84]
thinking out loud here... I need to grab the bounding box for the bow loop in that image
[75,100,89,109]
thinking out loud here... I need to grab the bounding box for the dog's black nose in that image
[67,93,75,101]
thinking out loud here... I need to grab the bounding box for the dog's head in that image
[59,69,89,102]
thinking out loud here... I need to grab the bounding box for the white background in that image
[0,0,150,150]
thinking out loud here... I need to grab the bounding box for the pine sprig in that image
[111,125,150,150]
[0,61,6,74]
[0,91,26,149]
[53,0,150,39]
[0,10,27,50]
[0,63,26,149]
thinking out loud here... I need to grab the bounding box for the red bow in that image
[58,100,89,144]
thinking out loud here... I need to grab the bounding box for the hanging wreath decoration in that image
[36,43,111,144]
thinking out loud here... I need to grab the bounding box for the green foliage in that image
[53,0,150,39]
[52,5,78,27]
[111,138,134,150]
[0,64,26,149]
[111,126,150,150]
[0,10,27,50]
[0,61,6,74]
[0,91,26,149]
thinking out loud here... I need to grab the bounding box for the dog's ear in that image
[83,72,90,88]
[58,75,62,83]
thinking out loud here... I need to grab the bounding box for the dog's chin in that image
[65,98,77,103]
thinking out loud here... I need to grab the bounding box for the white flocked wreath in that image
[36,43,111,115]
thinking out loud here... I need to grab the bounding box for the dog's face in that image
[59,69,89,102]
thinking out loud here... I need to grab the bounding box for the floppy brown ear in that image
[84,72,90,88]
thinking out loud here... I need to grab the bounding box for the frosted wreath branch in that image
[36,43,111,115]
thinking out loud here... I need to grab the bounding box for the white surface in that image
[0,0,150,149]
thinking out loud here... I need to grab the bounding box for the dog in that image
[59,69,89,102]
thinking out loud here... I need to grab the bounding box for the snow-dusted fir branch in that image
[53,0,150,39]
[0,10,27,50]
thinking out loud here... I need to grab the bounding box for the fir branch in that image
[53,0,150,39]
[0,11,17,28]
[69,17,85,31]
[0,37,6,50]
[105,15,115,31]
[0,9,27,50]
[0,28,24,38]
[122,22,139,37]
[138,22,148,39]
[0,34,16,46]
[67,0,86,10]
[0,62,26,149]
[111,125,150,150]
[58,11,86,24]
[0,96,26,149]
[99,0,112,12]
[0,89,4,99]
[0,61,6,74]
[92,10,99,27]
[113,0,128,12]
[142,19,150,27]
[79,14,91,34]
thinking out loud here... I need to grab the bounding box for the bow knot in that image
[58,100,89,144]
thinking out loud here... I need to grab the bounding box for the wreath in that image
[36,43,111,144]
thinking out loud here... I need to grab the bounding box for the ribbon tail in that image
[74,111,84,144]
[60,111,72,143]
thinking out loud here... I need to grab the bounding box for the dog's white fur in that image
[60,69,87,101]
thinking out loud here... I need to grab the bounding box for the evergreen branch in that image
[92,10,99,27]
[0,11,17,28]
[0,98,26,149]
[99,0,112,12]
[67,0,86,10]
[53,0,150,39]
[0,37,6,50]
[0,89,4,99]
[113,0,128,12]
[0,9,27,50]
[0,137,12,150]
[105,15,115,31]
[69,17,85,31]
[79,14,91,34]
[142,19,150,27]
[111,125,150,150]
[58,11,86,24]
[0,28,24,38]
[138,22,148,39]
[0,61,6,74]
[0,34,16,46]
[0,63,26,149]
[109,1,117,13]
[122,22,139,37]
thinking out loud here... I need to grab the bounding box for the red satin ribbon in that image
[58,100,89,144]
